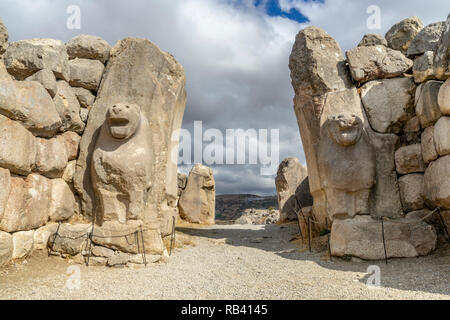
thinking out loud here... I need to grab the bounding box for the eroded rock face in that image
[434,14,450,80]
[53,80,85,134]
[385,16,424,53]
[12,230,34,259]
[35,137,68,178]
[421,126,439,164]
[434,116,450,156]
[66,34,111,64]
[49,179,77,222]
[72,87,95,108]
[0,231,12,267]
[438,78,450,115]
[398,174,425,212]
[0,18,8,55]
[415,80,443,128]
[179,164,215,225]
[395,144,426,174]
[358,34,387,47]
[424,155,450,209]
[413,51,435,83]
[0,168,11,223]
[68,58,104,92]
[25,69,57,97]
[92,103,153,224]
[407,21,445,56]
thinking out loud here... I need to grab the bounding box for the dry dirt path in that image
[0,223,449,299]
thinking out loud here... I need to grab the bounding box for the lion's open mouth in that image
[108,117,130,127]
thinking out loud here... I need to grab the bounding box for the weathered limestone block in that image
[66,34,111,64]
[0,168,11,223]
[177,172,187,197]
[434,116,450,156]
[53,80,85,134]
[0,231,12,267]
[33,223,58,250]
[424,155,450,209]
[56,131,81,161]
[407,21,446,56]
[79,108,89,123]
[0,115,36,175]
[403,116,421,133]
[35,137,68,178]
[68,58,104,91]
[415,80,443,128]
[0,174,51,233]
[358,34,387,47]
[331,215,436,260]
[385,16,424,53]
[413,51,435,83]
[421,126,439,164]
[395,144,426,174]
[3,39,69,80]
[361,77,415,133]
[48,223,91,256]
[49,179,77,222]
[90,245,115,258]
[0,79,62,137]
[275,157,309,222]
[72,87,95,108]
[0,18,8,54]
[434,14,450,80]
[62,160,76,183]
[179,164,215,224]
[25,68,57,97]
[92,103,153,224]
[74,38,186,232]
[438,78,450,115]
[12,230,34,259]
[346,45,413,83]
[398,174,425,212]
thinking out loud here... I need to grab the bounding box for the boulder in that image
[415,80,443,128]
[0,231,12,267]
[35,137,68,178]
[0,168,11,223]
[0,79,62,137]
[423,155,450,209]
[12,230,34,259]
[49,179,77,222]
[56,131,81,161]
[90,245,115,258]
[62,160,76,183]
[360,77,415,133]
[48,223,91,256]
[346,45,413,83]
[74,38,186,233]
[398,174,425,212]
[358,33,387,47]
[79,108,89,123]
[107,252,130,267]
[413,51,436,83]
[0,174,51,233]
[275,157,309,222]
[407,21,446,56]
[385,16,424,53]
[0,18,8,54]
[179,164,215,225]
[25,68,57,97]
[3,38,69,80]
[33,223,58,250]
[434,116,450,156]
[421,126,439,164]
[68,58,104,92]
[331,215,436,260]
[53,80,85,134]
[177,172,187,197]
[403,116,421,133]
[66,34,111,64]
[438,78,450,115]
[434,14,450,80]
[72,87,95,108]
[0,115,36,175]
[395,144,426,175]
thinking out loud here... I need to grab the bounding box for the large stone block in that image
[395,144,426,175]
[361,77,415,133]
[48,223,91,256]
[398,174,425,212]
[407,21,445,56]
[33,223,58,250]
[66,34,111,64]
[53,80,85,134]
[358,33,387,47]
[0,231,12,267]
[49,179,77,222]
[421,126,439,164]
[68,58,104,92]
[434,116,450,156]
[434,14,450,80]
[424,155,450,209]
[0,168,11,223]
[12,230,34,259]
[415,80,443,128]
[413,51,435,83]
[25,68,57,97]
[331,215,436,260]
[56,131,81,161]
[35,137,68,178]
[385,16,424,53]
[438,78,450,115]
[72,87,95,108]
[3,38,69,80]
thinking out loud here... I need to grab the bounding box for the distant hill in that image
[215,194,278,221]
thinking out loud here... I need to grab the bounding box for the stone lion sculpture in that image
[317,113,376,220]
[91,103,153,224]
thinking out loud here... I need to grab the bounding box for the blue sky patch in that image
[254,0,311,23]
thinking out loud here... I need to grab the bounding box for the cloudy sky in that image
[1,0,448,195]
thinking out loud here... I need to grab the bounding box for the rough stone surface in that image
[0,174,51,233]
[0,79,62,137]
[12,230,34,259]
[346,45,413,83]
[438,78,450,115]
[0,18,8,54]
[177,172,187,197]
[25,68,57,97]
[0,231,12,267]
[35,137,68,178]
[0,114,36,175]
[48,223,91,256]
[275,157,309,222]
[358,33,387,47]
[395,144,426,175]
[53,80,85,134]
[407,21,446,56]
[413,51,436,83]
[385,16,424,53]
[403,116,421,133]
[66,34,111,64]
[3,38,69,80]
[0,168,11,223]
[398,174,425,212]
[361,77,415,133]
[79,107,89,123]
[434,14,450,80]
[33,223,58,250]
[68,58,104,91]
[433,116,450,156]
[72,86,95,108]
[49,179,77,222]
[415,80,443,128]
[331,215,436,259]
[56,131,81,161]
[90,245,115,258]
[421,126,439,164]
[424,155,450,209]
[179,164,215,225]
[62,160,76,183]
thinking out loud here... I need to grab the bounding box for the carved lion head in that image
[106,103,141,140]
[327,113,363,147]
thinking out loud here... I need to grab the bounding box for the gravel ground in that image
[0,223,449,300]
